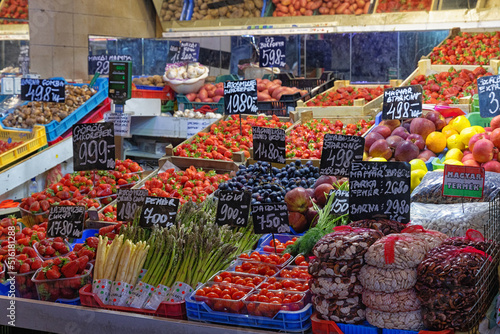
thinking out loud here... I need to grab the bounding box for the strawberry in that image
[52,242,67,253]
[73,244,83,252]
[61,261,78,278]
[60,287,75,299]
[85,237,99,249]
[53,258,62,266]
[31,258,42,270]
[44,266,61,279]
[44,246,55,256]
[99,225,114,235]
[35,271,46,280]
[42,259,53,267]
[75,256,89,273]
[21,246,37,258]
[67,251,77,260]
[77,246,95,261]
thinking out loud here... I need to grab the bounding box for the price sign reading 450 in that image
[216,191,251,227]
[382,85,423,120]
[224,80,258,115]
[139,196,179,229]
[252,126,286,164]
[117,189,148,222]
[72,122,116,171]
[478,74,500,118]
[20,78,65,103]
[259,36,286,68]
[47,205,85,238]
[252,203,290,234]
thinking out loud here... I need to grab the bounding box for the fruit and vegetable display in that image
[172,109,223,119]
[159,0,184,21]
[0,139,22,154]
[429,32,500,65]
[286,118,374,159]
[132,75,167,88]
[409,67,491,104]
[2,85,97,128]
[375,0,431,13]
[191,0,264,20]
[165,63,209,82]
[305,86,387,107]
[0,0,28,21]
[173,115,292,160]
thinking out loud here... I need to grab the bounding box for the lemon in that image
[472,125,485,134]
[447,134,465,151]
[370,157,387,162]
[443,159,464,166]
[445,148,464,162]
[460,127,478,147]
[426,131,447,154]
[449,116,471,133]
[409,159,428,172]
[441,125,459,139]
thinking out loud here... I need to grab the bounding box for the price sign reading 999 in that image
[72,122,116,171]
[224,80,258,115]
[259,36,286,68]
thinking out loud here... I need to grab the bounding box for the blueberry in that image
[294,160,301,167]
[264,197,272,203]
[239,164,246,169]
[314,173,320,178]
[300,180,307,186]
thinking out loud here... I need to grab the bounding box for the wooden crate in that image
[373,0,438,13]
[295,79,400,120]
[400,58,500,112]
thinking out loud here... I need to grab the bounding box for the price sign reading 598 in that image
[259,36,286,68]
[72,122,116,171]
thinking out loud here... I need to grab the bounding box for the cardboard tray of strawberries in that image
[79,284,187,320]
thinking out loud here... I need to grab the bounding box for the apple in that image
[462,153,475,162]
[425,111,446,131]
[410,118,436,141]
[369,139,392,160]
[314,183,334,207]
[464,159,481,167]
[402,120,412,132]
[305,188,314,199]
[411,169,426,192]
[365,132,384,151]
[391,127,409,140]
[490,128,500,148]
[482,160,500,172]
[469,133,491,151]
[407,134,425,151]
[285,187,312,214]
[305,208,319,228]
[288,212,309,233]
[491,115,500,130]
[472,139,494,163]
[387,135,404,152]
[313,175,337,189]
[372,125,392,139]
[379,119,401,132]
[417,150,436,162]
[394,141,419,162]
[335,177,348,189]
[485,127,493,132]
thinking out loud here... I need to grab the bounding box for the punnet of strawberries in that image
[34,237,71,260]
[33,255,91,301]
[73,236,98,261]
[305,86,388,107]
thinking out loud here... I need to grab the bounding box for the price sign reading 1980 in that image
[47,205,85,238]
[259,36,286,68]
[72,122,116,171]
[117,189,148,222]
[478,74,500,118]
[20,78,65,103]
[382,85,423,120]
[224,80,258,115]
[252,202,290,234]
[252,126,286,164]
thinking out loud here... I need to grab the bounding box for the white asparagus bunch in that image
[94,235,150,285]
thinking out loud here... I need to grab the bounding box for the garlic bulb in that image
[166,68,178,80]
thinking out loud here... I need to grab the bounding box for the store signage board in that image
[252,126,286,164]
[108,61,132,104]
[320,134,365,177]
[117,189,148,222]
[259,36,286,68]
[382,85,423,120]
[139,196,179,229]
[442,165,485,199]
[215,190,251,227]
[329,189,349,217]
[477,74,500,118]
[167,42,181,63]
[349,161,411,223]
[252,202,290,234]
[179,42,200,62]
[72,122,116,171]
[20,78,65,103]
[88,55,132,75]
[104,112,131,137]
[47,205,85,238]
[224,80,258,115]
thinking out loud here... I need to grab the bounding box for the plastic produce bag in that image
[308,257,363,278]
[313,294,365,324]
[362,289,420,313]
[348,219,407,236]
[366,308,424,331]
[359,265,417,293]
[410,202,490,237]
[415,283,478,310]
[442,229,491,252]
[310,276,362,299]
[401,225,448,250]
[364,234,428,269]
[411,171,500,204]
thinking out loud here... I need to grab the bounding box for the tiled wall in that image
[29,0,157,80]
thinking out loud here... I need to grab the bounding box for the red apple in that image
[285,187,312,214]
[288,212,309,233]
[391,127,409,140]
[469,133,491,151]
[491,115,500,130]
[464,160,481,167]
[369,139,392,160]
[482,160,500,172]
[313,175,337,189]
[365,132,384,151]
[417,150,436,162]
[372,125,392,139]
[305,208,319,227]
[462,153,475,162]
[490,128,500,148]
[407,134,425,151]
[410,118,436,141]
[394,141,419,162]
[425,111,446,131]
[379,119,401,132]
[485,127,493,132]
[472,139,494,163]
[314,183,335,207]
[387,135,404,152]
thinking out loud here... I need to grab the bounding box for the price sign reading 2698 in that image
[72,122,116,171]
[478,74,500,118]
[259,36,286,68]
[382,85,423,120]
[224,80,258,115]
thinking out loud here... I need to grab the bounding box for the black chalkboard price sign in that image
[47,205,85,238]
[216,191,251,226]
[329,189,349,216]
[167,42,180,63]
[320,134,365,177]
[179,42,200,62]
[349,161,411,223]
[477,74,500,118]
[259,36,286,68]
[382,85,423,120]
[139,196,179,229]
[252,202,290,234]
[252,126,286,164]
[117,189,148,222]
[73,122,116,171]
[224,80,258,115]
[20,78,65,103]
[88,55,132,75]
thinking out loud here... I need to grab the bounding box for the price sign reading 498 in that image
[382,85,423,120]
[72,122,116,171]
[20,78,65,103]
[224,80,258,115]
[478,74,500,118]
[47,206,85,238]
[259,36,286,68]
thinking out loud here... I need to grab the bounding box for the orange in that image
[441,125,458,138]
[426,131,447,154]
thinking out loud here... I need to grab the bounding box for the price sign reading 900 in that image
[224,80,258,115]
[47,206,85,238]
[216,191,251,227]
[259,36,287,68]
[252,203,290,234]
[382,85,423,120]
[20,78,65,103]
[72,122,116,171]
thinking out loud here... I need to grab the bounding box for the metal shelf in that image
[124,149,164,160]
[0,296,273,334]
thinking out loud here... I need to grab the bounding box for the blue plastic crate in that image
[256,234,296,252]
[56,297,81,305]
[382,329,418,334]
[0,78,108,142]
[70,229,99,247]
[339,322,381,334]
[186,293,312,332]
